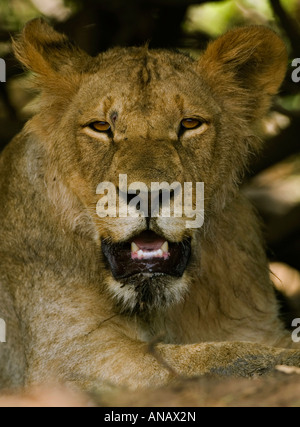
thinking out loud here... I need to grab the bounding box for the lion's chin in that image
[101,230,191,280]
[101,230,192,316]
[106,273,190,316]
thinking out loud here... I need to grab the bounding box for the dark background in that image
[0,0,300,271]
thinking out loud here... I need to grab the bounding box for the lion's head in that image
[13,19,287,317]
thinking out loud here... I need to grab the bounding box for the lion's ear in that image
[13,18,91,91]
[199,26,288,120]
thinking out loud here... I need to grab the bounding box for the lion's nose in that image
[117,185,178,218]
[118,188,150,217]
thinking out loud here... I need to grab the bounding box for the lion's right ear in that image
[198,26,288,121]
[12,18,91,90]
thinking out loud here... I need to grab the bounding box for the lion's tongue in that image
[131,231,169,260]
[132,231,165,251]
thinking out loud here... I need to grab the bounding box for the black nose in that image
[118,188,150,216]
[150,188,177,217]
[117,186,178,218]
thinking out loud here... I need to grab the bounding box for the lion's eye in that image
[181,118,202,130]
[89,121,111,132]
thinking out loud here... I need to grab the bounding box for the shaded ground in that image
[0,367,300,407]
[100,369,300,407]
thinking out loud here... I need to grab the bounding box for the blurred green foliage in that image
[0,0,298,36]
[185,0,299,38]
[0,0,38,30]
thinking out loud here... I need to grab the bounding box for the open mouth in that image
[102,230,191,280]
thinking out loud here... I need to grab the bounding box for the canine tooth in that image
[137,250,144,259]
[131,242,139,253]
[161,241,169,253]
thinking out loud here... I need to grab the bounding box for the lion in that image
[0,18,299,392]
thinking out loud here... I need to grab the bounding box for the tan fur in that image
[0,19,299,391]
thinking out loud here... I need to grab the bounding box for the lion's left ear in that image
[198,26,288,120]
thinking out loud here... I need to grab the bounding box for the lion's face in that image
[57,49,225,315]
[16,21,287,316]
